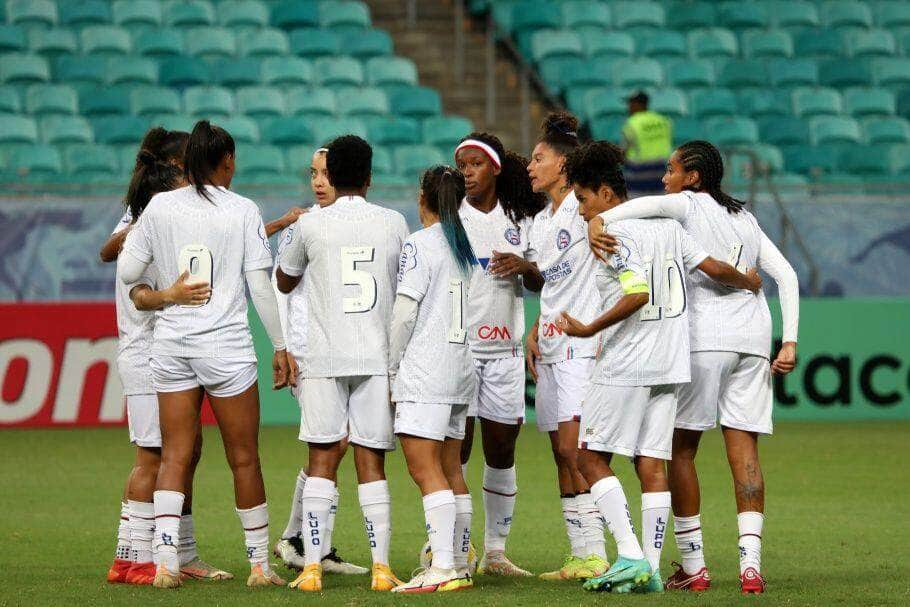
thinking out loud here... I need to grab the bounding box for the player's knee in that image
[555,441,579,467]
[225,446,260,474]
[483,443,515,468]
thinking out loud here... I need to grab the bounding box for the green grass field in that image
[2,422,908,606]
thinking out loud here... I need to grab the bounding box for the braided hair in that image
[421,165,477,272]
[459,132,546,224]
[676,140,744,214]
[564,141,628,200]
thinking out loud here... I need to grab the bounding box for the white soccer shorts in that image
[534,357,595,432]
[579,383,678,460]
[469,357,525,425]
[127,393,161,448]
[150,355,258,398]
[394,402,469,441]
[677,351,773,435]
[296,374,395,450]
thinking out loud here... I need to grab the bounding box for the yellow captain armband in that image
[619,270,649,295]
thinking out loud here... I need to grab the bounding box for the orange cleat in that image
[125,561,156,585]
[106,558,132,583]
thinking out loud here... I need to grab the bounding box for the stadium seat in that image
[688,28,738,58]
[760,116,811,144]
[272,3,319,29]
[531,30,583,62]
[210,57,259,87]
[690,88,739,117]
[91,116,150,144]
[236,86,285,117]
[371,145,395,176]
[738,88,792,117]
[40,115,93,144]
[320,1,372,30]
[237,28,289,57]
[0,86,20,113]
[259,117,313,145]
[585,89,626,120]
[792,87,842,119]
[261,56,312,86]
[422,115,473,149]
[184,27,236,59]
[148,113,195,134]
[782,144,838,176]
[667,59,715,87]
[649,88,688,117]
[775,0,820,29]
[589,116,625,141]
[80,27,132,56]
[289,28,341,57]
[820,58,872,87]
[217,115,260,143]
[718,2,769,29]
[742,30,793,58]
[846,29,896,57]
[286,86,336,117]
[286,145,319,173]
[59,1,111,27]
[4,144,62,179]
[55,55,106,87]
[794,30,844,58]
[0,113,38,143]
[135,28,184,56]
[343,29,393,58]
[538,55,574,91]
[863,117,910,144]
[130,87,181,116]
[490,2,517,34]
[667,1,715,29]
[844,88,895,117]
[511,3,561,35]
[0,54,49,84]
[612,2,665,29]
[28,28,78,56]
[394,144,446,176]
[315,57,364,87]
[874,58,910,87]
[717,59,769,88]
[564,85,596,117]
[0,25,25,53]
[821,1,873,29]
[671,116,703,144]
[184,86,234,118]
[235,143,286,176]
[25,84,77,116]
[839,145,892,175]
[581,30,634,59]
[561,1,611,29]
[159,57,211,87]
[220,0,269,29]
[638,31,687,59]
[368,116,421,145]
[770,58,819,87]
[366,56,418,88]
[312,117,367,143]
[165,1,215,27]
[112,1,162,29]
[6,0,57,29]
[614,58,663,88]
[810,116,862,144]
[561,59,612,90]
[877,2,910,28]
[80,87,130,116]
[390,86,442,118]
[64,144,118,179]
[726,145,783,181]
[337,87,389,117]
[107,57,158,86]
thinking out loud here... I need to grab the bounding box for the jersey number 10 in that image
[640,255,685,321]
[341,246,377,313]
[177,244,212,307]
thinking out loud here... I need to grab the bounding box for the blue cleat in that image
[582,556,652,592]
[633,570,664,593]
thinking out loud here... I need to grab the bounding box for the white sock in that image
[641,492,671,573]
[576,491,607,560]
[423,490,456,570]
[178,513,198,566]
[322,488,339,559]
[590,476,644,560]
[236,503,271,570]
[358,480,392,566]
[128,500,154,564]
[673,514,705,574]
[738,511,763,574]
[115,501,132,561]
[561,495,587,558]
[482,465,516,553]
[153,490,184,572]
[283,469,308,539]
[454,494,473,569]
[301,476,335,566]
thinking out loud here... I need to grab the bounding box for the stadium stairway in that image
[365,0,550,152]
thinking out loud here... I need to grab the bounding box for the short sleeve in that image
[278,216,308,277]
[525,220,539,263]
[608,225,649,294]
[243,205,273,273]
[396,236,431,302]
[519,217,534,256]
[122,210,154,265]
[112,210,132,235]
[675,223,709,271]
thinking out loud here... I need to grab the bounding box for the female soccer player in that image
[588,140,799,594]
[454,132,544,576]
[119,121,293,589]
[390,166,478,593]
[524,112,609,581]
[104,128,229,585]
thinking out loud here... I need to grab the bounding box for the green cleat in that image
[539,555,600,581]
[582,556,652,591]
[583,554,609,577]
[633,570,664,594]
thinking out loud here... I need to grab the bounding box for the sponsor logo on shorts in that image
[504,227,521,245]
[556,229,571,250]
[541,321,564,338]
[477,325,512,340]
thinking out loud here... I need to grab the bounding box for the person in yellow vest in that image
[621,91,673,196]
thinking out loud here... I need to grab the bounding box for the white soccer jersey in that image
[113,211,157,395]
[122,185,273,360]
[272,205,319,358]
[459,199,531,359]
[392,223,476,404]
[592,218,708,386]
[527,191,601,363]
[278,196,409,377]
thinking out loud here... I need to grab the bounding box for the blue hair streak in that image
[421,165,477,272]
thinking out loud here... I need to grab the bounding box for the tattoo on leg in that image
[735,462,764,510]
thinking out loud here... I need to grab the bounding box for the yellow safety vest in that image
[623,111,673,163]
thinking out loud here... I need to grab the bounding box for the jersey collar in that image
[459,197,503,219]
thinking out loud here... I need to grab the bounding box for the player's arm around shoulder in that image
[130,271,211,310]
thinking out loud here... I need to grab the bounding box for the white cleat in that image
[273,537,307,571]
[391,567,464,594]
[478,550,533,577]
[321,547,369,575]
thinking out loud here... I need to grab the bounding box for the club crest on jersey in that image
[504,226,521,245]
[397,242,417,281]
[556,229,571,250]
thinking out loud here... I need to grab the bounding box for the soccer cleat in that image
[421,540,478,573]
[582,556,652,592]
[125,561,156,585]
[246,563,286,587]
[106,558,132,583]
[391,567,463,594]
[370,563,402,591]
[539,555,601,581]
[152,564,182,589]
[583,554,610,577]
[740,567,765,594]
[665,561,711,591]
[633,570,664,594]
[273,537,307,571]
[453,567,475,590]
[322,547,369,575]
[180,557,234,580]
[289,563,322,591]
[478,550,532,577]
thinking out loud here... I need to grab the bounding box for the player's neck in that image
[466,190,497,214]
[335,188,367,200]
[548,180,571,211]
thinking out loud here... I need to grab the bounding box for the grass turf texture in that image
[1,421,908,606]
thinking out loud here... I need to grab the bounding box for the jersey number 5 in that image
[640,254,685,321]
[341,246,377,313]
[177,244,212,307]
[447,279,466,344]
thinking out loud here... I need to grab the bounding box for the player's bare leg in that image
[460,416,476,467]
[723,427,766,594]
[443,437,475,588]
[666,428,711,591]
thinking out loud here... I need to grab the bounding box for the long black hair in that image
[124,127,188,219]
[459,132,546,224]
[564,140,628,200]
[676,140,745,214]
[421,165,477,272]
[185,120,235,202]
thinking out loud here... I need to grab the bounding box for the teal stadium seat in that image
[725,144,784,181]
[64,144,119,180]
[783,144,838,176]
[184,27,236,59]
[343,29,393,58]
[672,116,701,144]
[135,28,185,56]
[742,30,793,58]
[107,57,158,86]
[874,58,910,87]
[614,58,663,88]
[112,1,163,29]
[690,88,739,117]
[847,29,896,57]
[4,145,62,180]
[648,87,688,117]
[220,0,269,29]
[210,57,259,87]
[794,30,844,58]
[147,112,195,131]
[368,116,421,145]
[561,1,611,29]
[165,1,215,27]
[366,56,418,88]
[738,89,792,117]
[688,28,738,58]
[770,58,819,87]
[564,86,596,117]
[338,88,389,117]
[0,113,38,142]
[41,115,93,144]
[820,58,871,87]
[236,86,285,117]
[423,116,473,149]
[59,1,111,28]
[667,59,715,87]
[589,116,625,141]
[639,31,687,59]
[260,117,313,145]
[760,116,810,145]
[286,86,336,118]
[0,86,20,112]
[238,28,289,57]
[130,87,181,116]
[286,145,319,173]
[612,2,665,29]
[261,56,312,86]
[80,87,130,115]
[1,54,49,84]
[718,2,769,29]
[810,116,862,144]
[511,3,561,35]
[80,26,132,56]
[315,56,364,87]
[55,55,106,87]
[0,25,25,53]
[585,89,626,120]
[217,116,260,143]
[863,117,910,144]
[844,87,895,117]
[184,86,234,118]
[289,28,341,57]
[26,84,77,115]
[537,56,581,91]
[92,116,150,144]
[792,87,843,117]
[160,57,211,87]
[531,30,583,62]
[581,30,634,59]
[877,2,910,28]
[390,86,442,118]
[320,1,372,30]
[371,146,394,176]
[28,28,78,56]
[667,1,715,29]
[272,3,319,29]
[839,145,892,175]
[821,1,873,29]
[394,145,446,176]
[312,117,367,143]
[774,0,819,29]
[6,0,57,29]
[718,59,769,88]
[563,59,612,89]
[490,2,516,34]
[235,144,286,177]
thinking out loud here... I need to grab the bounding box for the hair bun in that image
[137,149,158,168]
[542,111,579,139]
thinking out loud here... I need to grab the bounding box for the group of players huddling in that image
[101,109,799,596]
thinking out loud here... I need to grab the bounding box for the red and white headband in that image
[455,139,501,170]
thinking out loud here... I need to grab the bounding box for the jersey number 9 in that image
[341,246,377,313]
[640,254,685,321]
[177,244,212,307]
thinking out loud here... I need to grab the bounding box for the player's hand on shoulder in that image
[283,206,307,226]
[587,216,618,263]
[744,268,763,294]
[771,341,797,375]
[166,271,211,306]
